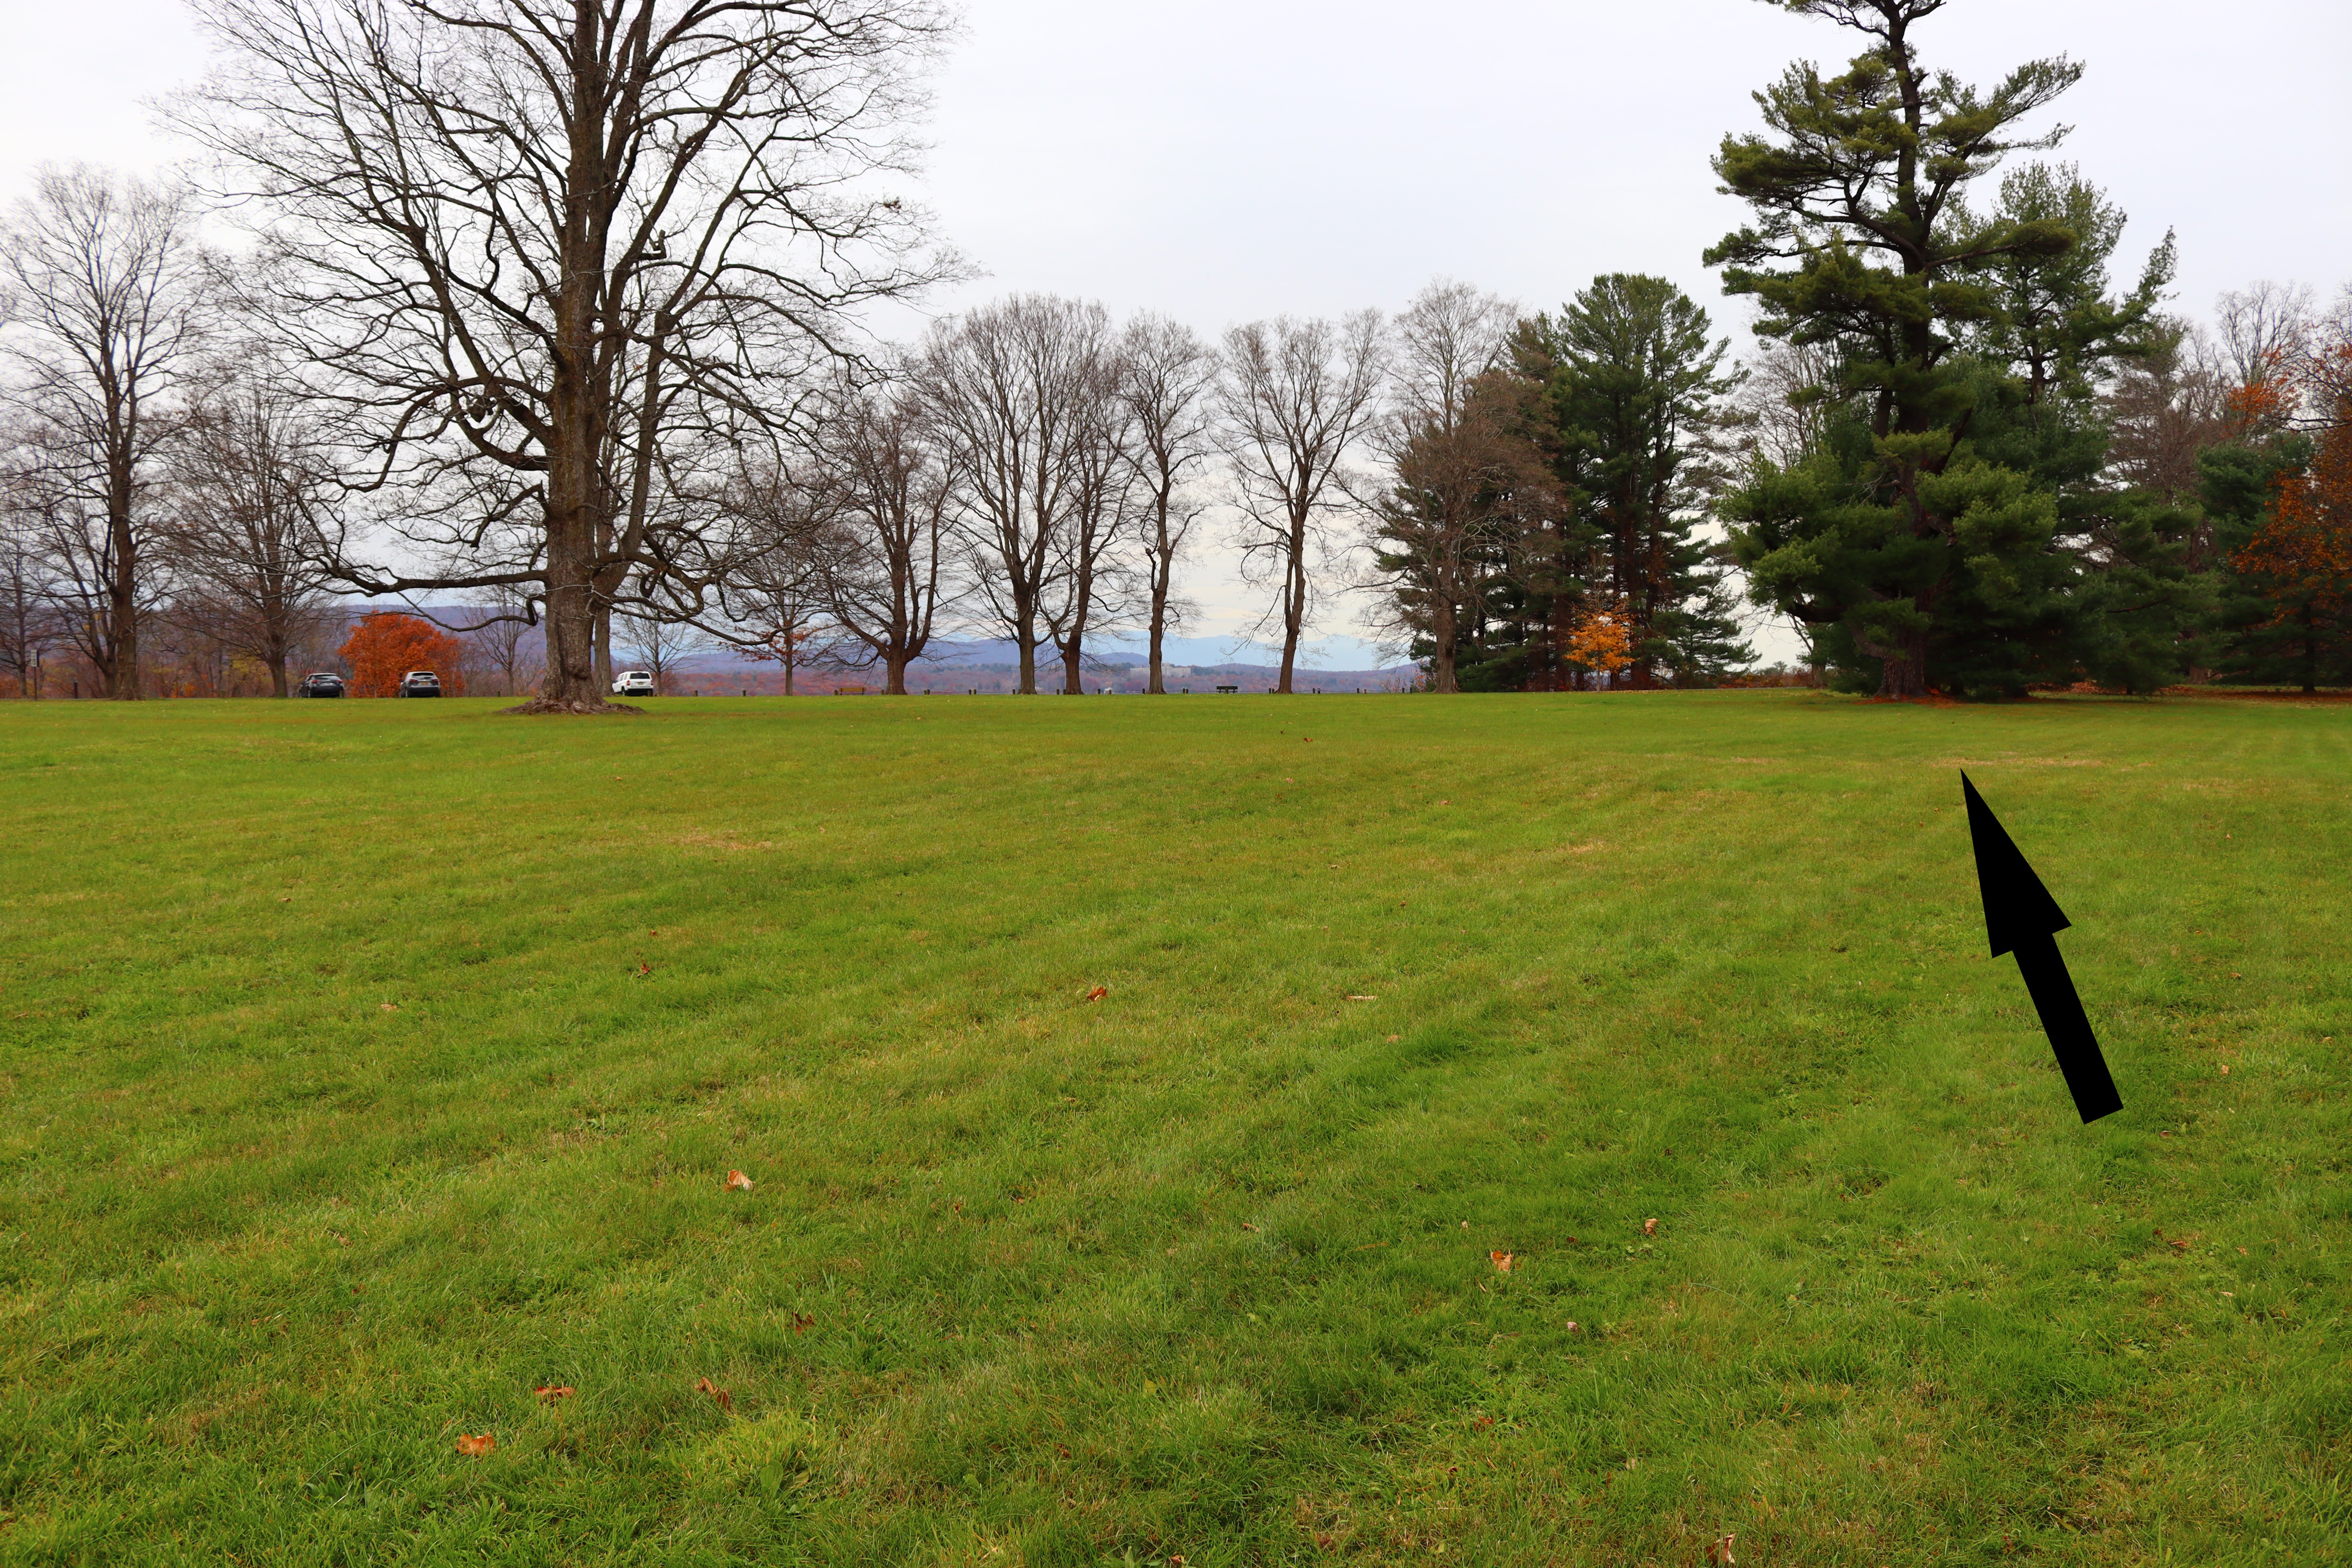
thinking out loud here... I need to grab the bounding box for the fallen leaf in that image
[725,1170,754,1192]
[1707,1534,1738,1566]
[2220,1063,2231,1075]
[1385,1034,1400,1042]
[1347,994,1376,1002]
[534,1385,575,1403]
[331,1232,349,1247]
[1240,1221,1259,1232]
[455,1432,495,1457]
[792,1312,814,1334]
[697,1376,733,1412]
[1460,1220,1471,1230]
[1490,1250,1516,1273]
[1084,986,1107,1002]
[1438,799,1450,806]
[638,962,653,976]
[379,1002,399,1013]
[1566,1321,1581,1333]
[1642,1218,1659,1236]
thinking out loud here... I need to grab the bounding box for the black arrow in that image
[1962,773,2122,1124]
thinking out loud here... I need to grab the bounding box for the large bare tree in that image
[160,363,337,696]
[179,0,952,713]
[0,169,206,699]
[1221,311,1386,693]
[1117,314,1218,694]
[801,376,951,694]
[1038,345,1131,697]
[918,295,1116,695]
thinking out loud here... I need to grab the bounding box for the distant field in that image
[0,691,2345,1566]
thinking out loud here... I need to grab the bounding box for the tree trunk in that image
[107,479,140,701]
[1062,643,1083,695]
[1148,573,1169,695]
[1016,611,1037,694]
[1277,533,1305,695]
[1431,593,1458,694]
[1876,626,1930,699]
[886,654,908,696]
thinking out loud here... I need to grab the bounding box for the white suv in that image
[612,670,656,696]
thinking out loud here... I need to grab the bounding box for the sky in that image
[2,0,2346,667]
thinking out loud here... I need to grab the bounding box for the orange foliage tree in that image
[1564,597,1635,686]
[2233,415,2352,692]
[339,612,467,697]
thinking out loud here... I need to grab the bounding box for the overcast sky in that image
[1,0,2344,666]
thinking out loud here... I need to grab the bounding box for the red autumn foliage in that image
[2234,414,2352,689]
[338,612,468,698]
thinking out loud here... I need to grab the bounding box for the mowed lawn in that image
[0,690,2346,1567]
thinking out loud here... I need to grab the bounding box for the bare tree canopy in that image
[800,374,951,694]
[161,361,338,696]
[176,0,955,712]
[917,294,1118,696]
[0,168,207,699]
[1221,310,1385,694]
[1118,314,1218,695]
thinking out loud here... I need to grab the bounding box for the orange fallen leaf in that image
[1642,1218,1659,1236]
[331,1232,349,1247]
[379,1003,399,1013]
[697,1376,733,1412]
[1385,1033,1400,1042]
[724,1170,753,1192]
[638,962,653,976]
[534,1385,575,1403]
[1708,1533,1738,1565]
[1084,986,1107,1002]
[1490,1250,1516,1273]
[455,1432,495,1457]
[791,1312,814,1334]
[2220,1064,2231,1075]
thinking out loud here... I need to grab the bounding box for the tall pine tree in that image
[1711,0,2093,697]
[1516,276,1749,688]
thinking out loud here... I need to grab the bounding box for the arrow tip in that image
[1962,772,2071,957]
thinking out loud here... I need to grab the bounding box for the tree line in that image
[0,0,2343,707]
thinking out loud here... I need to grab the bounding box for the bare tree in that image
[918,296,1116,695]
[159,362,336,696]
[1117,314,1218,694]
[615,597,700,692]
[727,462,842,695]
[0,497,59,697]
[2215,280,2314,394]
[2103,317,2230,510]
[1038,346,1131,696]
[0,168,206,698]
[1220,311,1387,693]
[803,375,951,694]
[1365,281,1527,693]
[1726,335,1851,470]
[464,583,544,697]
[179,0,953,714]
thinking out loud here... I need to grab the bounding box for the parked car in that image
[398,671,443,698]
[298,672,346,698]
[611,669,656,696]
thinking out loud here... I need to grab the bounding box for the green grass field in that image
[0,690,2346,1566]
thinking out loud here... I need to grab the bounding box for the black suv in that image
[298,673,347,698]
[398,671,443,698]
